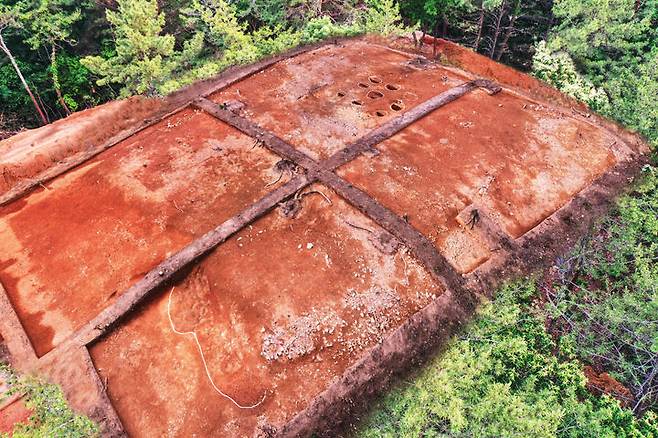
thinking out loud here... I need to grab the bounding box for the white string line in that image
[167,287,266,409]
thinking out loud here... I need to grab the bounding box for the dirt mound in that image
[0,96,163,194]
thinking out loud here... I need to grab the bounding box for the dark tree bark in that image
[0,30,48,125]
[474,0,485,51]
[495,2,520,61]
[489,0,508,59]
[441,14,448,38]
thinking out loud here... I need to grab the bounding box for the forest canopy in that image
[0,0,656,148]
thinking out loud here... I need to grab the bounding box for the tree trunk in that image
[441,14,448,38]
[50,45,71,116]
[34,88,50,123]
[474,2,485,51]
[432,19,440,58]
[495,13,518,61]
[543,0,554,41]
[489,0,507,59]
[0,32,48,125]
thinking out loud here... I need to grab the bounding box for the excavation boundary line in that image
[0,40,647,438]
[274,62,647,435]
[317,170,465,291]
[193,78,501,289]
[40,174,311,361]
[40,77,497,362]
[278,156,649,438]
[375,41,643,159]
[0,281,37,366]
[39,77,492,362]
[194,97,468,290]
[0,104,189,207]
[321,79,501,170]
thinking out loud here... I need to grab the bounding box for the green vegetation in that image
[532,0,658,148]
[0,365,98,437]
[359,166,658,435]
[0,0,655,147]
[547,167,658,416]
[0,0,405,132]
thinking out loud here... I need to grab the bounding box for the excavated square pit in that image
[0,109,282,356]
[0,36,646,437]
[209,41,466,160]
[90,189,440,436]
[338,89,617,273]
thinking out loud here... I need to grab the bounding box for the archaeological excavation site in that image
[0,35,651,437]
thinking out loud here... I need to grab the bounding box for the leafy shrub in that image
[0,365,98,438]
[81,0,177,96]
[532,41,611,112]
[546,166,658,415]
[358,282,658,437]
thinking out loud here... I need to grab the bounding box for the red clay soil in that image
[338,88,617,273]
[0,398,31,435]
[0,108,281,357]
[406,35,642,145]
[209,39,619,274]
[90,188,441,437]
[210,41,466,160]
[413,35,592,112]
[0,97,162,195]
[0,35,649,438]
[583,365,634,408]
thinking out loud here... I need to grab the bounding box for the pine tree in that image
[81,0,177,96]
[549,0,655,79]
[180,0,258,64]
[544,0,658,144]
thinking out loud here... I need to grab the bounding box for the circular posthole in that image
[375,110,388,117]
[385,83,400,91]
[367,90,384,99]
[368,75,383,84]
[358,82,370,88]
[390,100,404,111]
[337,91,346,97]
[352,99,364,106]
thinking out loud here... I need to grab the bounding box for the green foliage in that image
[0,58,45,124]
[180,0,255,57]
[82,0,405,98]
[400,0,471,32]
[550,0,656,77]
[54,51,107,112]
[233,0,288,28]
[19,0,83,51]
[603,52,658,148]
[0,365,97,438]
[358,282,658,436]
[81,0,177,96]
[546,167,658,414]
[532,41,611,112]
[543,0,658,146]
[361,0,407,35]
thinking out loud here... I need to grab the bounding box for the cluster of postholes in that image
[337,75,415,118]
